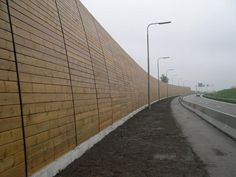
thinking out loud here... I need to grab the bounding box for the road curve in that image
[172,98,236,177]
[183,94,236,116]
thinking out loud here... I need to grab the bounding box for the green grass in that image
[204,88,236,104]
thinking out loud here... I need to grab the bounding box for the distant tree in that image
[160,74,169,83]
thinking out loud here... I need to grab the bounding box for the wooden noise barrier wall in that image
[0,0,191,176]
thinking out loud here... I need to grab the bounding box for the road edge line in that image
[179,97,236,141]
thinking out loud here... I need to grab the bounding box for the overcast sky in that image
[81,0,236,91]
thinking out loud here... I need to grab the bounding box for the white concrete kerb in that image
[180,98,236,140]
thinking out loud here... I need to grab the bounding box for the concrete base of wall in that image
[30,99,162,177]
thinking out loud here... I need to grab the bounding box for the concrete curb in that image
[30,97,172,177]
[179,96,236,140]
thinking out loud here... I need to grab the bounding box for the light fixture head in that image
[158,21,172,25]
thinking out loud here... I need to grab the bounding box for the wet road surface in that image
[183,95,236,116]
[172,98,236,177]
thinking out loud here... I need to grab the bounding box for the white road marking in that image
[203,96,236,106]
[183,95,236,117]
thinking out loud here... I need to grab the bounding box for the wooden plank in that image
[0,150,25,173]
[0,3,26,176]
[0,117,21,132]
[0,80,18,93]
[0,128,23,146]
[0,104,20,119]
[0,48,15,61]
[56,0,100,146]
[0,0,190,176]
[0,163,25,177]
[9,0,77,175]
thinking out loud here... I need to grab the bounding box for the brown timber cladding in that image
[0,0,26,177]
[0,0,191,176]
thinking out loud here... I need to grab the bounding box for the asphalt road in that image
[172,98,236,177]
[183,94,236,116]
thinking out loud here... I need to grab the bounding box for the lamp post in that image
[147,21,171,110]
[171,74,177,96]
[183,80,188,95]
[166,69,174,98]
[157,56,170,101]
[178,78,182,86]
[171,74,177,85]
[183,80,188,87]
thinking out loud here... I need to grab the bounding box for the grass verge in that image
[204,88,236,104]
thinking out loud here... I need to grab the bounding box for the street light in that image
[166,69,175,98]
[147,21,171,110]
[157,56,170,101]
[183,80,188,95]
[183,80,188,87]
[170,74,177,97]
[171,74,177,85]
[178,78,182,86]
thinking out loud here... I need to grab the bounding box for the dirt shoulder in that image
[55,98,208,177]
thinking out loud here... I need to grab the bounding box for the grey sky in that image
[81,0,236,91]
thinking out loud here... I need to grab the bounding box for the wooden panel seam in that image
[6,0,27,176]
[54,0,78,145]
[93,21,114,124]
[74,0,101,131]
